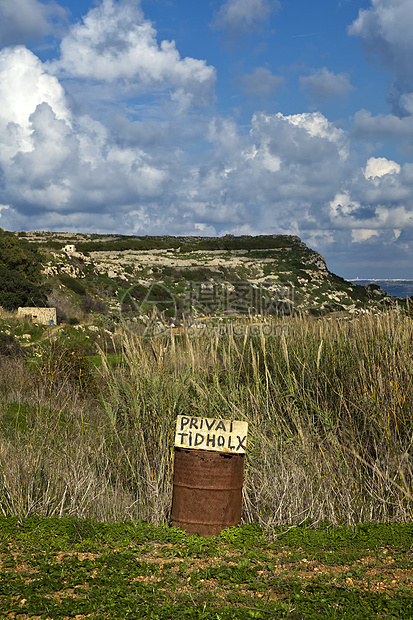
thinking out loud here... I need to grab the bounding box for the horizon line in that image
[349,278,412,281]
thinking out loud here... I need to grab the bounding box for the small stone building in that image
[17,307,57,325]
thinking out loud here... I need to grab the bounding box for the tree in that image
[0,229,47,310]
[0,332,24,357]
[0,228,43,282]
[0,265,47,310]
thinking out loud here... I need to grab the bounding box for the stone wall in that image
[17,307,57,325]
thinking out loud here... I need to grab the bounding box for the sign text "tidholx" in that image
[175,415,248,454]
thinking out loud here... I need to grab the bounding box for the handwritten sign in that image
[175,415,248,454]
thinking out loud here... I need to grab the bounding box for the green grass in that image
[89,352,124,368]
[1,310,413,526]
[1,518,412,619]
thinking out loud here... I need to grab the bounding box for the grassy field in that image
[1,309,413,617]
[1,517,413,619]
[1,309,413,526]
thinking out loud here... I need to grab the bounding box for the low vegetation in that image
[1,230,413,617]
[1,309,413,526]
[0,229,47,310]
[1,517,413,619]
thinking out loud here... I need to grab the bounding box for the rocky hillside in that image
[15,231,400,325]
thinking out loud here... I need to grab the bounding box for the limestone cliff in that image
[21,231,396,318]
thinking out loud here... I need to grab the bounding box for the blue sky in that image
[1,0,413,278]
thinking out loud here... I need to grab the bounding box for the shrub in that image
[0,227,44,282]
[0,265,47,310]
[37,340,97,396]
[58,274,86,296]
[80,295,108,315]
[0,332,25,357]
[55,306,67,324]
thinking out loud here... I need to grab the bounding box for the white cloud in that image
[352,108,413,138]
[299,67,354,105]
[349,0,413,95]
[1,30,413,276]
[0,43,410,248]
[271,111,349,159]
[364,156,401,180]
[326,157,413,242]
[207,117,243,156]
[329,192,362,219]
[211,0,280,31]
[352,102,413,152]
[259,145,282,172]
[185,111,353,238]
[15,103,76,185]
[0,46,70,158]
[0,46,173,223]
[239,67,284,97]
[0,0,66,45]
[351,229,379,242]
[401,93,413,114]
[242,143,281,172]
[52,0,215,104]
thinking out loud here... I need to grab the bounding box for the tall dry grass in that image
[1,310,413,527]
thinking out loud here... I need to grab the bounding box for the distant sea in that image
[350,279,413,298]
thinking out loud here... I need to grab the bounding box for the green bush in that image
[0,228,44,282]
[37,340,97,395]
[0,228,47,310]
[0,332,25,357]
[0,265,47,310]
[80,295,108,315]
[58,274,86,296]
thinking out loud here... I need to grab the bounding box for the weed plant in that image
[1,517,413,619]
[0,310,413,527]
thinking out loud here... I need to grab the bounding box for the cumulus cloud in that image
[0,44,176,229]
[299,67,354,106]
[239,67,284,97]
[268,111,350,159]
[1,16,413,276]
[1,97,172,226]
[348,0,413,99]
[1,104,352,238]
[0,0,66,45]
[211,0,280,32]
[52,0,215,104]
[352,106,413,149]
[0,54,359,241]
[364,156,401,180]
[185,111,353,238]
[327,157,413,245]
[351,90,413,157]
[351,229,379,242]
[0,46,70,158]
[0,4,217,235]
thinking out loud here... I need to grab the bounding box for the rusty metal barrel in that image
[171,446,245,537]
